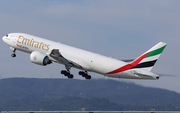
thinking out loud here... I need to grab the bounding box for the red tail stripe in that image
[106,52,150,74]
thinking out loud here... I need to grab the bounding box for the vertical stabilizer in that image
[131,42,167,71]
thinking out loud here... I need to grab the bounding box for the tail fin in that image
[131,42,167,71]
[106,42,167,75]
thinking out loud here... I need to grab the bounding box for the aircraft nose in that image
[2,36,5,42]
[2,35,9,43]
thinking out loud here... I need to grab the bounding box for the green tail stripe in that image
[145,45,166,58]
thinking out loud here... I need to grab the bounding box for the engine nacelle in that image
[30,51,51,66]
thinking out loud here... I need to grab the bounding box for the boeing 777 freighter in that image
[2,33,166,80]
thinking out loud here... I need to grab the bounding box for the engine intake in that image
[30,51,51,66]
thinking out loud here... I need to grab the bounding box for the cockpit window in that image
[6,35,8,37]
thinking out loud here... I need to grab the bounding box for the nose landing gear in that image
[11,48,16,57]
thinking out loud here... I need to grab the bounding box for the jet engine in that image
[30,51,51,66]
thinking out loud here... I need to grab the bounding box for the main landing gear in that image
[61,70,74,79]
[79,71,91,79]
[11,48,16,57]
[61,70,91,80]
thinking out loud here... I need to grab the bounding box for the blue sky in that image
[0,0,180,93]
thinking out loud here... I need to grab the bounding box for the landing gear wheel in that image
[61,70,67,75]
[79,71,84,75]
[68,74,74,79]
[82,73,86,77]
[85,75,91,79]
[88,75,91,79]
[11,54,16,57]
[64,72,70,77]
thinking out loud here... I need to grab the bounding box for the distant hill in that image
[0,78,180,111]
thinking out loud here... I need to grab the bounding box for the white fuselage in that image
[2,33,159,80]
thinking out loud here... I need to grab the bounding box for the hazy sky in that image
[0,0,180,93]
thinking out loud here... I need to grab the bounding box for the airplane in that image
[2,33,167,80]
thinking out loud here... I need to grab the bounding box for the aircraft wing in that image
[49,49,83,70]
